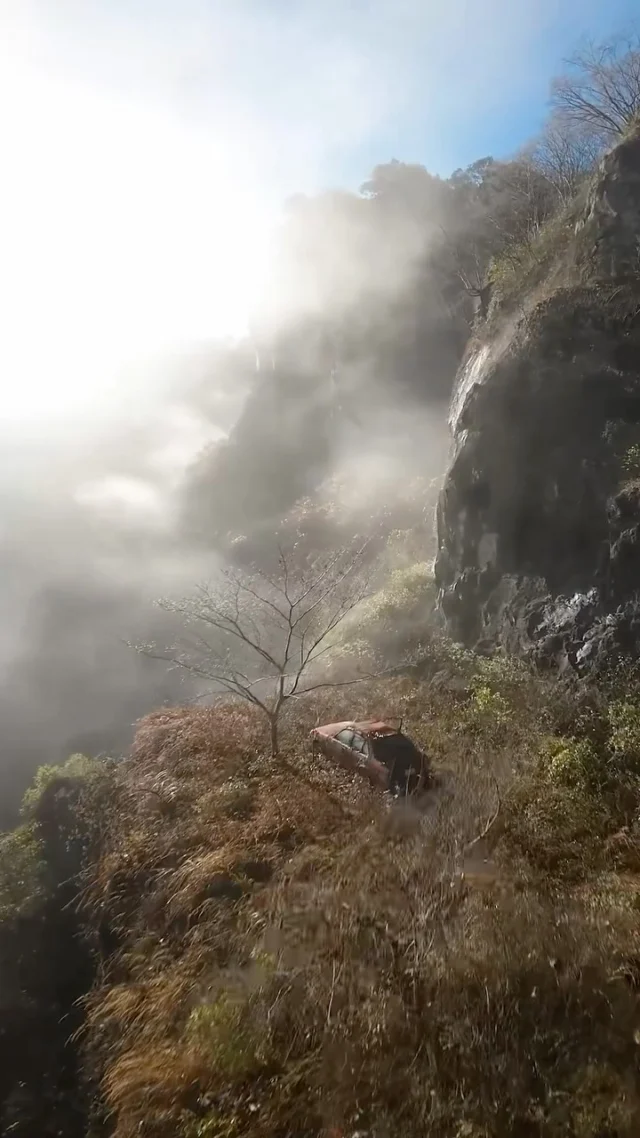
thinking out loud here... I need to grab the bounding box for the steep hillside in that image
[436,126,640,669]
[4,651,640,1136]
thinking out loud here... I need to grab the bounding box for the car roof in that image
[315,719,399,738]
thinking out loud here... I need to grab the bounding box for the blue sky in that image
[0,0,639,420]
[334,0,640,181]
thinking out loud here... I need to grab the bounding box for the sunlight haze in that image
[0,33,273,423]
[1,0,637,424]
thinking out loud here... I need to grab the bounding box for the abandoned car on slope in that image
[310,719,429,796]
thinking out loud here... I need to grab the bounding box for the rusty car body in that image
[310,718,429,796]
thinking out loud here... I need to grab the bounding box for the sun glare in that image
[0,56,273,425]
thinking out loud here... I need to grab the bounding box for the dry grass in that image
[78,661,640,1138]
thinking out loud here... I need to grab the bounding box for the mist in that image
[0,0,605,820]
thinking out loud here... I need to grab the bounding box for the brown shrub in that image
[80,676,640,1138]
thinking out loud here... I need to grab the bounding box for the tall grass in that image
[70,651,640,1137]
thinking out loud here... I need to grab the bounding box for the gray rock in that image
[436,126,640,671]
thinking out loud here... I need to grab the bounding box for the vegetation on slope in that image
[0,754,111,1136]
[0,647,634,1137]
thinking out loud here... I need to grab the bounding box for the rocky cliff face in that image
[435,127,640,670]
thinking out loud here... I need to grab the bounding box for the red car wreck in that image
[310,719,429,797]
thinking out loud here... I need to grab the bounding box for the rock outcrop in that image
[435,126,640,670]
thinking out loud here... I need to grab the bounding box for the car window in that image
[351,734,368,754]
[335,728,355,747]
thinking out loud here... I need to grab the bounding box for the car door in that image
[332,728,358,771]
[350,733,389,787]
[350,731,369,774]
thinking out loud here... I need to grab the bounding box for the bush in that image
[0,824,46,920]
[0,755,108,923]
[357,561,435,622]
[621,442,640,480]
[0,757,103,1137]
[185,996,264,1080]
[470,682,512,726]
[540,735,602,789]
[335,562,436,661]
[487,206,575,312]
[20,753,102,819]
[498,774,616,876]
[53,661,640,1135]
[608,699,640,775]
[216,779,257,819]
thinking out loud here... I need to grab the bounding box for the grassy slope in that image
[67,649,640,1138]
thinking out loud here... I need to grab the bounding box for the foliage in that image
[74,646,640,1138]
[356,560,435,623]
[621,442,640,480]
[452,655,551,745]
[501,772,616,876]
[608,698,640,775]
[185,996,264,1080]
[20,752,101,818]
[0,754,106,922]
[470,682,513,727]
[487,205,575,306]
[335,560,436,662]
[539,735,601,789]
[529,113,601,203]
[0,755,103,1137]
[0,823,46,920]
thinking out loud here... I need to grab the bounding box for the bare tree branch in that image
[551,34,640,141]
[136,543,375,755]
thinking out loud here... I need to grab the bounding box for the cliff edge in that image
[435,125,640,669]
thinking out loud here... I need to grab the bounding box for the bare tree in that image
[528,116,601,205]
[136,544,372,756]
[551,33,640,141]
[486,159,557,251]
[436,226,493,320]
[443,155,560,290]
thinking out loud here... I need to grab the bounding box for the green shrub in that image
[0,824,47,920]
[182,1112,240,1138]
[363,561,435,619]
[216,779,257,819]
[20,753,101,819]
[339,562,435,641]
[470,682,512,727]
[455,655,543,742]
[472,653,530,691]
[185,995,263,1080]
[540,736,602,789]
[500,774,614,876]
[399,634,479,683]
[608,699,640,774]
[487,208,573,305]
[621,443,640,480]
